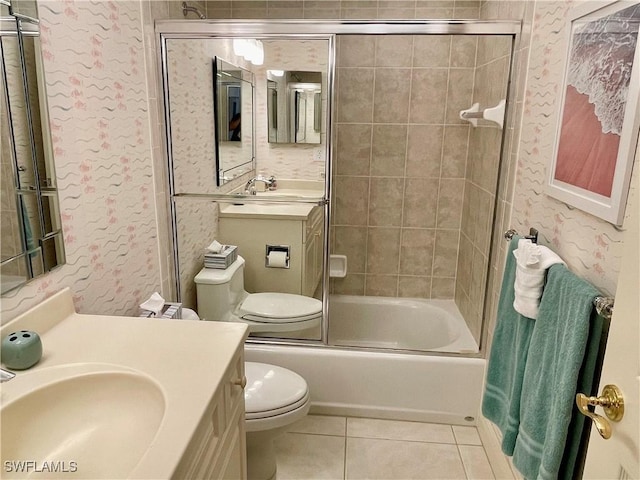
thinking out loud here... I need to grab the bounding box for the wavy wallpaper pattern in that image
[3,0,635,323]
[512,1,638,296]
[1,0,161,321]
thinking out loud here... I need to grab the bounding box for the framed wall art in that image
[547,0,640,225]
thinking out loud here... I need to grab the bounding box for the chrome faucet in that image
[1,368,16,382]
[244,175,277,195]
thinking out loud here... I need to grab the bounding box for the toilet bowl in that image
[244,362,310,480]
[194,255,322,333]
[178,306,311,479]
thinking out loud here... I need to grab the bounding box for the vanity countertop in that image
[219,202,318,220]
[0,288,248,479]
[220,179,324,220]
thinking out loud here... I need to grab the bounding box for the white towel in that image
[512,239,565,318]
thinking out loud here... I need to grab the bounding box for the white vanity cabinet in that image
[172,344,247,479]
[218,204,323,297]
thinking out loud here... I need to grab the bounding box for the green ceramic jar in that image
[1,330,42,370]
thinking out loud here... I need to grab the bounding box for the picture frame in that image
[546,0,640,226]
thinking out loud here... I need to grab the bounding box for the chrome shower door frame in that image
[156,19,522,356]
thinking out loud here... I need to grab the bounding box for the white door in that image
[582,169,639,477]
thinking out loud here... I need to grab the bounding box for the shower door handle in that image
[576,384,624,439]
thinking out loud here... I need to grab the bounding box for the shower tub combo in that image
[159,19,519,428]
[246,295,485,426]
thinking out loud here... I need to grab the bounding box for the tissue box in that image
[204,245,238,269]
[139,302,183,319]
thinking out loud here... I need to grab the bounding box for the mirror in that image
[158,25,330,342]
[1,6,65,295]
[267,70,322,144]
[213,57,255,185]
[162,35,329,194]
[164,38,255,193]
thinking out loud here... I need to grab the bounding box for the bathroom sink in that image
[0,289,249,478]
[1,366,165,479]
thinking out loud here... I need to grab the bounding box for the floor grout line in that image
[279,415,495,480]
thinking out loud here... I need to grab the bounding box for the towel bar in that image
[503,228,615,320]
[504,227,538,243]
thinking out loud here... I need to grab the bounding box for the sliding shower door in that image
[158,20,519,353]
[328,33,515,354]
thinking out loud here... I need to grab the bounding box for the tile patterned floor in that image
[274,415,495,480]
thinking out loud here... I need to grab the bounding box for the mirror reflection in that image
[267,70,322,144]
[163,36,329,194]
[165,38,255,191]
[213,56,254,185]
[1,8,65,295]
[160,31,330,342]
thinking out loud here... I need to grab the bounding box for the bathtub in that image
[245,296,485,426]
[328,295,479,354]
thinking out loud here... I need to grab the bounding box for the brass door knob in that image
[576,384,624,439]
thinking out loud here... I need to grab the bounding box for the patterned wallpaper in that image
[167,38,219,194]
[2,0,635,331]
[167,38,255,193]
[1,0,162,322]
[174,197,219,310]
[510,0,637,297]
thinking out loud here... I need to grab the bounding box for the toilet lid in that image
[244,362,309,420]
[239,293,322,323]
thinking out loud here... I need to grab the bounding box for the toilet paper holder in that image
[265,245,290,269]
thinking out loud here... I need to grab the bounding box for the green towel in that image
[512,264,600,480]
[482,237,536,455]
[558,311,607,479]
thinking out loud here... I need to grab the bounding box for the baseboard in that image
[477,416,520,479]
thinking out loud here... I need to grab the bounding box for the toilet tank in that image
[194,256,246,321]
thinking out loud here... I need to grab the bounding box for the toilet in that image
[194,256,322,333]
[244,362,310,480]
[193,256,315,479]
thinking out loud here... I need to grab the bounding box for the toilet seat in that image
[244,362,311,431]
[239,293,322,324]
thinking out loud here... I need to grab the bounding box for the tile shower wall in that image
[330,34,478,299]
[202,0,480,20]
[456,36,511,342]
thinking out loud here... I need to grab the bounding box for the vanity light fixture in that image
[269,69,284,77]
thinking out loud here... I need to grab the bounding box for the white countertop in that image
[220,179,324,220]
[219,202,318,220]
[0,288,248,479]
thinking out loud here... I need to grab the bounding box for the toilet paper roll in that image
[267,251,288,268]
